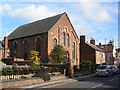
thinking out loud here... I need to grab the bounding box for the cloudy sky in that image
[0,0,119,48]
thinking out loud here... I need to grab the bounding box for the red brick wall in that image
[80,36,96,64]
[48,13,80,66]
[4,37,8,58]
[8,33,48,61]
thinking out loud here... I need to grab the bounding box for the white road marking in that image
[86,83,103,90]
[91,83,103,88]
[109,78,118,82]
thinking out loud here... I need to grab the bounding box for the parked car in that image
[96,65,114,76]
[118,65,120,74]
[112,66,119,73]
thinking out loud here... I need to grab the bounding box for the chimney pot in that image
[90,38,95,45]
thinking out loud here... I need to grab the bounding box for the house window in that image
[36,37,41,56]
[97,52,99,57]
[66,33,69,47]
[13,42,17,57]
[103,53,104,58]
[62,32,65,46]
[24,40,28,60]
[53,38,57,48]
[72,42,75,60]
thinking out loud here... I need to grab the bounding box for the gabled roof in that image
[8,12,65,40]
[86,42,103,52]
[96,44,113,52]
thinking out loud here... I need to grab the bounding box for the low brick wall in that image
[74,71,91,77]
[2,75,67,88]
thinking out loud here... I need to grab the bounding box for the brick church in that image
[8,12,80,67]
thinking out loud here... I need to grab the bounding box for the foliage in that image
[81,61,92,65]
[30,50,41,66]
[49,45,67,64]
[39,72,51,81]
[32,72,51,81]
[115,52,118,57]
[102,63,107,65]
[21,75,27,79]
[12,63,18,70]
[81,61,92,71]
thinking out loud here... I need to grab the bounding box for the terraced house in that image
[80,35,106,65]
[8,12,80,74]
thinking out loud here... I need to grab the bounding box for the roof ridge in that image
[8,12,66,40]
[85,42,103,52]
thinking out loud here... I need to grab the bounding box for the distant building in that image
[80,35,105,65]
[0,41,4,60]
[96,40,116,65]
[0,37,10,60]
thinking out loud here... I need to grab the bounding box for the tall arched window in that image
[66,33,69,47]
[72,42,75,60]
[36,37,41,56]
[13,42,17,57]
[62,32,65,46]
[53,38,57,48]
[24,40,28,60]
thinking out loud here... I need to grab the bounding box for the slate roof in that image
[96,45,113,52]
[86,42,103,52]
[8,12,65,40]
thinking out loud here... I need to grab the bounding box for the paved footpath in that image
[18,74,95,89]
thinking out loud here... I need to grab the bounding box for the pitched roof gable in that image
[8,12,65,40]
[86,42,103,52]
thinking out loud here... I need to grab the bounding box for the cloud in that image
[0,3,11,14]
[9,4,58,21]
[77,2,114,22]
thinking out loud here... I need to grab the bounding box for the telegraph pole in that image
[105,38,107,64]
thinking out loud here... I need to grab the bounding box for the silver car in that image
[96,65,114,76]
[113,66,119,73]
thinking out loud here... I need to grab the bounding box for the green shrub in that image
[21,75,27,79]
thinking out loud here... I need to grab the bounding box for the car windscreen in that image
[97,66,106,69]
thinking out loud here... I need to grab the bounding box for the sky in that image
[0,0,119,48]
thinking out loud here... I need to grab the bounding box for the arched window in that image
[24,40,28,60]
[53,38,57,48]
[72,42,75,60]
[66,33,69,47]
[13,42,17,57]
[36,37,41,56]
[62,32,65,46]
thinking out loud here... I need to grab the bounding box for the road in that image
[54,74,120,89]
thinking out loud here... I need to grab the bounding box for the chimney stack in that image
[4,36,8,58]
[90,38,95,45]
[80,35,85,44]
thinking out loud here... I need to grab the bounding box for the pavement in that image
[55,73,120,89]
[18,74,95,89]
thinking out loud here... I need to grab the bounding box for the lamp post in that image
[105,38,107,64]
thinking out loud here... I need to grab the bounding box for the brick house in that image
[96,41,115,65]
[0,37,9,60]
[80,35,105,65]
[8,12,80,75]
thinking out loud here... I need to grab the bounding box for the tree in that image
[115,52,118,57]
[49,45,67,64]
[30,50,41,66]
